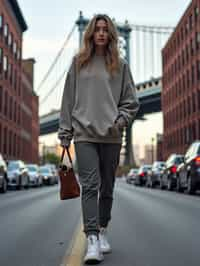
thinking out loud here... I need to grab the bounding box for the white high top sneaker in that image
[99,227,111,253]
[84,235,104,264]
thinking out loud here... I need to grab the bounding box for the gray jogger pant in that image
[74,142,121,237]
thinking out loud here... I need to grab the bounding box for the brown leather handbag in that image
[59,147,80,200]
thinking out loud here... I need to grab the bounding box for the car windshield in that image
[8,162,19,171]
[154,162,165,168]
[39,167,50,174]
[27,165,37,172]
[143,166,151,171]
[175,157,184,164]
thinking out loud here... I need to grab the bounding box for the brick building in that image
[0,0,39,163]
[21,59,39,163]
[162,0,200,160]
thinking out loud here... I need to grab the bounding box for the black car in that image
[160,154,184,190]
[146,161,166,188]
[0,154,8,193]
[176,141,200,194]
[39,166,55,185]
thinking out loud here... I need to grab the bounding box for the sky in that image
[17,0,191,159]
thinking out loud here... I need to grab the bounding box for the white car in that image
[27,164,43,187]
[0,154,8,193]
[7,160,29,189]
[126,168,138,184]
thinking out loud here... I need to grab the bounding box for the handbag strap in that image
[60,147,73,168]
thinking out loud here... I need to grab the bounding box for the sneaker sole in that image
[101,247,112,254]
[84,258,102,265]
[84,254,104,265]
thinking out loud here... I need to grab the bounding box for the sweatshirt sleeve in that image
[117,61,140,127]
[58,57,76,146]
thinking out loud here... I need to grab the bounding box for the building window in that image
[8,32,12,48]
[4,23,8,42]
[13,41,17,55]
[198,90,200,110]
[0,124,1,151]
[4,90,7,116]
[3,127,7,155]
[18,106,20,125]
[9,130,12,156]
[196,32,200,50]
[17,48,21,61]
[14,69,17,90]
[192,92,196,113]
[0,47,3,74]
[13,134,16,156]
[9,96,12,120]
[10,64,13,84]
[192,65,195,84]
[0,14,3,34]
[3,55,8,79]
[0,86,2,112]
[195,7,199,23]
[14,101,17,122]
[197,60,200,81]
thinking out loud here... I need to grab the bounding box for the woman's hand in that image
[60,138,71,149]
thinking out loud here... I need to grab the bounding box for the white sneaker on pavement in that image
[84,235,104,264]
[99,227,111,254]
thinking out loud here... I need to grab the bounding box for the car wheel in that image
[167,179,173,191]
[159,180,164,190]
[176,178,184,193]
[24,176,30,189]
[0,177,7,193]
[187,176,196,195]
[16,176,22,190]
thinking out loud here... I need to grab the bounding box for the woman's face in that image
[93,19,109,48]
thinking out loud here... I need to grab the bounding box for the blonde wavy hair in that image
[76,14,120,76]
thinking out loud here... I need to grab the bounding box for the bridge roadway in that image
[40,84,161,136]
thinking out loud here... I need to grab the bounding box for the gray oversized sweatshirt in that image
[58,54,140,146]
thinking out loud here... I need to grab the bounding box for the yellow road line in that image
[60,219,86,266]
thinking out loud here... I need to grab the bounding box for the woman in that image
[58,14,140,264]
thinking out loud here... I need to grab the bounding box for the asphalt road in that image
[97,180,200,266]
[1,181,200,266]
[0,185,81,266]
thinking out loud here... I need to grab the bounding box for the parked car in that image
[7,160,29,189]
[27,164,42,187]
[160,154,184,190]
[126,168,138,184]
[44,164,58,184]
[146,161,166,188]
[176,141,200,194]
[39,166,55,185]
[135,165,152,186]
[0,154,8,193]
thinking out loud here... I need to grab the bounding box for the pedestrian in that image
[58,13,140,264]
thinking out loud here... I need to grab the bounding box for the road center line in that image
[60,218,86,266]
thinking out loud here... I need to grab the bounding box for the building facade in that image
[0,0,39,163]
[162,0,200,160]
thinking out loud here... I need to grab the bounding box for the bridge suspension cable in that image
[130,24,174,34]
[36,23,76,93]
[40,68,68,104]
